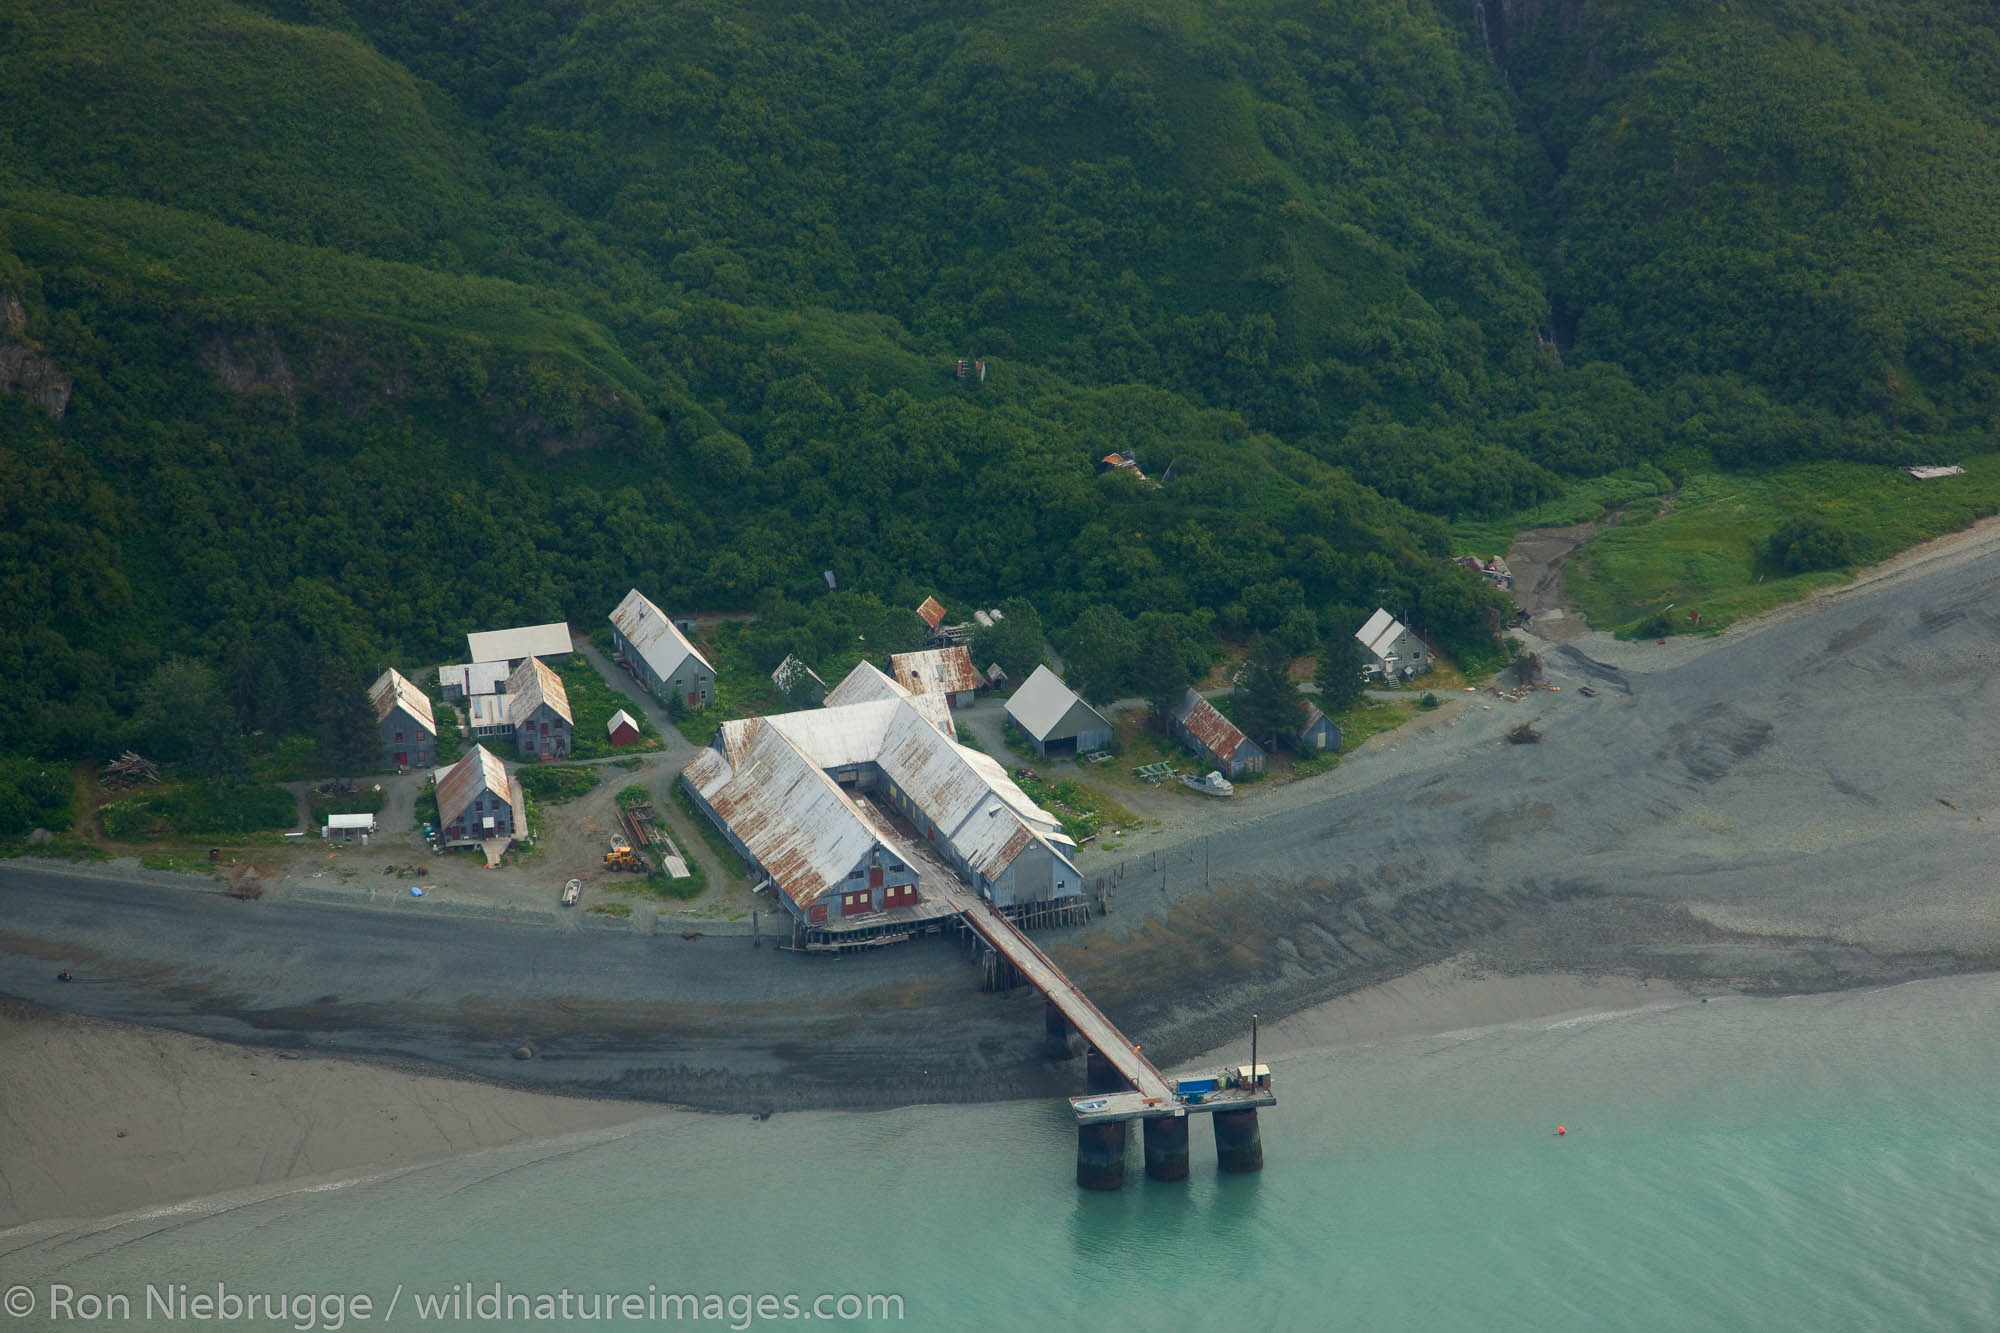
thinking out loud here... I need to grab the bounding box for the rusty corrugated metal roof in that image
[436,745,512,826]
[369,668,435,735]
[609,588,714,681]
[683,688,1073,912]
[1177,690,1253,762]
[890,646,979,697]
[505,657,572,727]
[915,595,946,628]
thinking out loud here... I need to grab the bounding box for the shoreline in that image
[11,506,2000,1227]
[0,958,1703,1231]
[13,953,1982,1232]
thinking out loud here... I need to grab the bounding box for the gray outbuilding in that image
[1005,665,1113,757]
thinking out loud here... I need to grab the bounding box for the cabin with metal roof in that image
[1005,665,1113,757]
[609,588,714,712]
[435,745,523,850]
[1173,690,1267,777]
[606,708,641,747]
[1355,608,1431,680]
[681,663,1082,929]
[1285,702,1341,755]
[466,623,573,668]
[889,645,981,709]
[915,596,947,630]
[369,668,437,770]
[506,658,573,759]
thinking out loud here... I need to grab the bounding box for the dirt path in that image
[1504,512,1622,642]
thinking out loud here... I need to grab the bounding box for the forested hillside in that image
[2,0,1997,776]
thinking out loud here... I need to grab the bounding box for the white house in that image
[1355,608,1431,680]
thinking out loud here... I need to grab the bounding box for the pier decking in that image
[936,880,1177,1106]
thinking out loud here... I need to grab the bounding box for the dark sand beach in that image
[8,513,2000,1225]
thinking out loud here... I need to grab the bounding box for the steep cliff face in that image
[0,294,72,419]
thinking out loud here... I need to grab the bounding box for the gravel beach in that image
[7,514,2000,1225]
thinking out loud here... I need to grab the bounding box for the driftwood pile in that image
[101,751,160,790]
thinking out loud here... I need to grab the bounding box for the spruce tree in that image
[1315,631,1369,716]
[1234,635,1302,750]
[1137,619,1188,733]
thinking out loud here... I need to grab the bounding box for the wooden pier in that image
[936,881,1274,1188]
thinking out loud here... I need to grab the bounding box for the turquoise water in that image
[7,975,2000,1331]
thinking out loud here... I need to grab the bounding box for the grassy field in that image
[1566,459,2000,635]
[554,655,663,759]
[1450,467,1675,556]
[100,781,298,839]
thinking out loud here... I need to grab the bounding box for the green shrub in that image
[1767,518,1855,574]
[515,765,599,804]
[0,758,73,837]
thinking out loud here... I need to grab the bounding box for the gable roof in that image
[1004,665,1108,741]
[506,657,573,727]
[1176,689,1258,762]
[1356,608,1410,661]
[772,653,827,698]
[607,708,639,738]
[685,690,1071,914]
[890,645,980,697]
[369,669,436,735]
[436,745,512,824]
[915,596,946,629]
[609,588,713,681]
[823,660,907,707]
[466,623,572,664]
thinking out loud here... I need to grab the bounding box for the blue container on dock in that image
[1177,1077,1219,1096]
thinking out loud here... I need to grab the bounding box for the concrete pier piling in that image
[1142,1115,1190,1181]
[1076,1121,1128,1190]
[1086,1048,1133,1094]
[1212,1108,1264,1174]
[1044,1001,1080,1061]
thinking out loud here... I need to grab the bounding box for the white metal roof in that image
[609,588,713,682]
[466,623,572,663]
[325,812,377,830]
[1356,608,1408,661]
[607,708,639,737]
[687,688,1071,912]
[506,657,573,727]
[436,745,512,825]
[438,660,511,697]
[823,660,908,707]
[368,668,436,735]
[467,692,509,731]
[890,645,981,697]
[1004,665,1106,741]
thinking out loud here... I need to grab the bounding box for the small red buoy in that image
[1556,1126,1566,1136]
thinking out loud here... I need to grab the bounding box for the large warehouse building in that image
[681,663,1083,931]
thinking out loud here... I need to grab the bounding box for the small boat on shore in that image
[561,879,581,906]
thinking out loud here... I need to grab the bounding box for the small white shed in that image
[323,812,378,842]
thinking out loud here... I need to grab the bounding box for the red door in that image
[394,752,407,768]
[688,690,699,708]
[869,867,883,888]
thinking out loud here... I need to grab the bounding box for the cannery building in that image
[681,663,1082,931]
